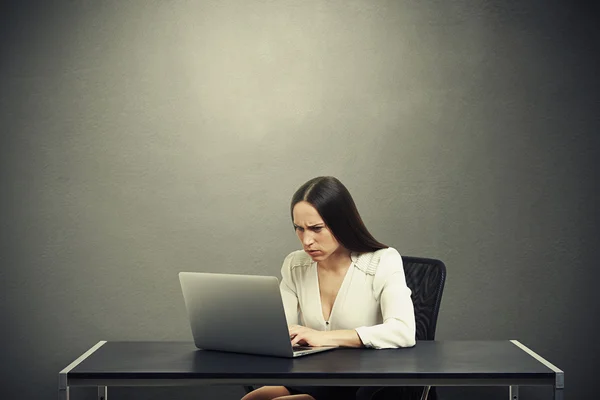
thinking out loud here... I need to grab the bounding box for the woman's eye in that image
[312,227,323,232]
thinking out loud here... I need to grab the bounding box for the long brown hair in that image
[291,176,387,253]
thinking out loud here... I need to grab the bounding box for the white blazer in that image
[280,247,417,349]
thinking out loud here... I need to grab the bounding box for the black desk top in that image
[68,340,558,385]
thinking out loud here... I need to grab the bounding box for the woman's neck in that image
[318,248,352,272]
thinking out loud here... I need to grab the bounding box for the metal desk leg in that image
[509,385,519,400]
[554,369,565,400]
[59,342,108,400]
[58,386,69,400]
[98,386,107,400]
[510,340,564,400]
[554,387,564,400]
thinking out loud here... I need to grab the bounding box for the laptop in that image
[178,272,337,358]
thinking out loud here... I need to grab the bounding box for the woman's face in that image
[292,201,342,261]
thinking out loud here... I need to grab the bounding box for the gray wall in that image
[1,1,598,399]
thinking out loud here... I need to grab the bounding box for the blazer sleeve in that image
[355,248,417,349]
[280,252,299,326]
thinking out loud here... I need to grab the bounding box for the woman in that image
[242,176,416,400]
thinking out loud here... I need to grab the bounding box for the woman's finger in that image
[291,335,301,346]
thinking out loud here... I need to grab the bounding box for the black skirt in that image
[285,385,359,400]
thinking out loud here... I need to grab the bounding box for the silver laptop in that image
[179,272,337,358]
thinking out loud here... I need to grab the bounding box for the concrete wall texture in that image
[1,1,598,399]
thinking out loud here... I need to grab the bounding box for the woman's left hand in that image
[288,325,331,347]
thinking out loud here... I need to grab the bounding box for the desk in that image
[59,340,563,400]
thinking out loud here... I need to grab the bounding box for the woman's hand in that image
[288,325,331,347]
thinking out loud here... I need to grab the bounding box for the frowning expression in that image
[292,201,341,261]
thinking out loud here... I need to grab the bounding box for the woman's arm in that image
[289,325,364,347]
[323,329,363,347]
[354,248,417,349]
[280,252,299,326]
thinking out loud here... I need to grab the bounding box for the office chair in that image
[243,255,447,400]
[355,255,446,400]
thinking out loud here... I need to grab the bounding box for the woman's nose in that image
[302,232,315,246]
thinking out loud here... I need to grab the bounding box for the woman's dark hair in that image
[290,176,388,253]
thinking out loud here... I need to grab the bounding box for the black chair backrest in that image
[402,256,446,341]
[354,256,447,400]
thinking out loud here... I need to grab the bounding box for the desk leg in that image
[554,387,564,400]
[59,387,69,400]
[98,386,107,400]
[509,386,519,400]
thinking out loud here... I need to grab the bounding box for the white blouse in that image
[279,247,416,349]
